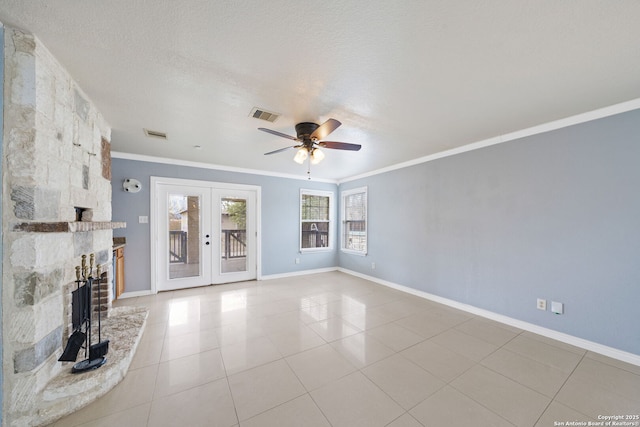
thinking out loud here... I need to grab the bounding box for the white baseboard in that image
[117,290,154,299]
[338,268,640,367]
[260,267,339,281]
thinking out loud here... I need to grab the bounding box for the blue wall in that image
[111,159,338,292]
[339,109,640,355]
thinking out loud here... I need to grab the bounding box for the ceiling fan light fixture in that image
[310,148,325,164]
[259,118,359,171]
[293,148,308,164]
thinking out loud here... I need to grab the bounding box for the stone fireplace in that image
[2,27,143,426]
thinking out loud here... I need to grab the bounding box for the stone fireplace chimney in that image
[2,27,124,426]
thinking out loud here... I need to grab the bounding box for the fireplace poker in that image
[89,263,109,360]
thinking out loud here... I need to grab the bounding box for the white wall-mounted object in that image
[551,301,564,315]
[123,178,142,193]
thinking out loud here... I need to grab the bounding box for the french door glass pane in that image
[168,193,201,279]
[220,197,247,274]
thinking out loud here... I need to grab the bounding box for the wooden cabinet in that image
[114,246,125,299]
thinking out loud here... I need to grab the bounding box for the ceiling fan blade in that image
[264,145,299,155]
[258,127,300,142]
[310,118,341,141]
[317,141,361,151]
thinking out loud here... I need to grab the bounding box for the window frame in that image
[299,189,334,253]
[340,186,368,256]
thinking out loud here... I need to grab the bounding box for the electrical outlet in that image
[537,298,547,311]
[138,216,148,223]
[371,262,376,269]
[295,258,300,265]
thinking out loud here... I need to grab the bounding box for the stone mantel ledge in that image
[13,221,127,233]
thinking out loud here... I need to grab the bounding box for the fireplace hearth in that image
[39,306,148,426]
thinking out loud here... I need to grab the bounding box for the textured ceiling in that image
[1,1,640,180]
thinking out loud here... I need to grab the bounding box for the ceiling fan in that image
[258,118,361,166]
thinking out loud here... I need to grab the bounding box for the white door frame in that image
[150,176,262,294]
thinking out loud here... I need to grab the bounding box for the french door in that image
[152,177,259,292]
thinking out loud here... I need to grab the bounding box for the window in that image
[300,189,333,251]
[341,187,367,254]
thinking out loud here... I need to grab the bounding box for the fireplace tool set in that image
[58,254,110,373]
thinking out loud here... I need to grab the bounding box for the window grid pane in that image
[301,221,329,248]
[343,190,367,253]
[301,192,331,250]
[345,193,366,220]
[301,195,329,221]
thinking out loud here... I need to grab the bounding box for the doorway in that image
[151,177,260,292]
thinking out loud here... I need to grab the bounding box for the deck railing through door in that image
[222,230,246,259]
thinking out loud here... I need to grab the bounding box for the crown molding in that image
[339,98,640,184]
[110,152,338,184]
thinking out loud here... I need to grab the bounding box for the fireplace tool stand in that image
[58,254,109,373]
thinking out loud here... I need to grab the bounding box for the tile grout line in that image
[531,351,592,426]
[435,329,525,427]
[280,355,336,427]
[356,353,429,426]
[146,301,170,427]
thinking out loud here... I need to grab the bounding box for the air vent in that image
[143,128,168,140]
[250,107,280,123]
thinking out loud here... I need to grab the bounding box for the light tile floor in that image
[51,272,640,427]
